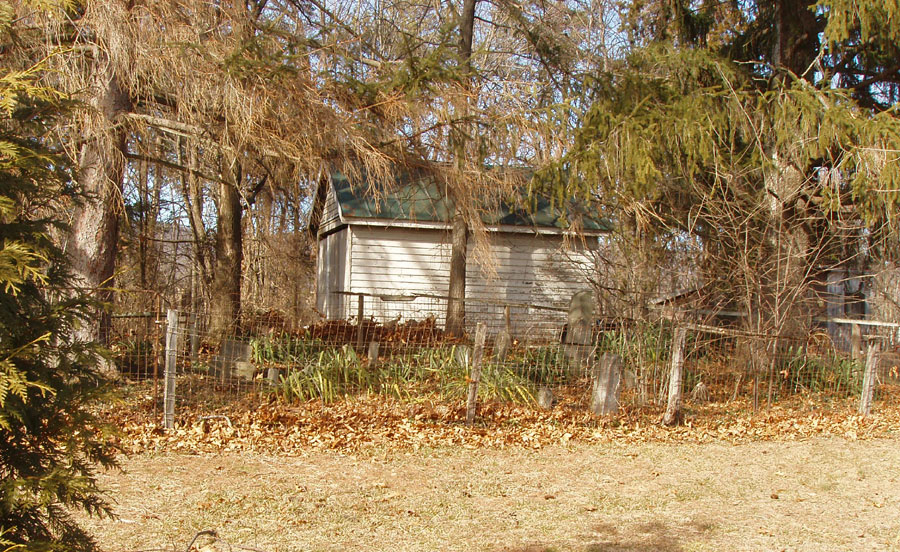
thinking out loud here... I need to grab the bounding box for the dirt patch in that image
[80,438,900,552]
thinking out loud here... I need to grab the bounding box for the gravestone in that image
[266,366,281,385]
[537,385,556,410]
[495,330,512,361]
[214,339,254,382]
[564,290,595,367]
[590,353,621,415]
[454,345,471,368]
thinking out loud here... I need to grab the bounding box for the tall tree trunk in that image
[444,0,478,338]
[446,212,468,336]
[180,139,211,305]
[209,162,243,339]
[138,154,149,290]
[740,0,820,402]
[67,67,131,351]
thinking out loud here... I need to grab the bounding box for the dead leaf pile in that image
[97,383,900,456]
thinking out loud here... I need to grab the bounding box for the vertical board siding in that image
[316,228,349,318]
[344,226,596,340]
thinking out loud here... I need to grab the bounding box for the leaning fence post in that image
[466,323,487,426]
[356,294,365,350]
[163,309,179,430]
[851,322,863,360]
[859,338,881,416]
[662,325,687,426]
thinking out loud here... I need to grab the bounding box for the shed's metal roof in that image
[330,170,609,232]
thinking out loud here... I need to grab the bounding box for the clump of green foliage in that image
[0,26,117,551]
[780,347,864,398]
[270,341,535,405]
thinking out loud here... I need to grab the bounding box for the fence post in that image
[859,339,881,416]
[189,312,200,364]
[163,309,179,430]
[356,294,365,350]
[851,322,862,360]
[152,295,161,420]
[662,326,686,426]
[466,323,487,426]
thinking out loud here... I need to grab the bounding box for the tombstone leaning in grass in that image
[564,290,595,369]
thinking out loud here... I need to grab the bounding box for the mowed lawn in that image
[80,437,900,552]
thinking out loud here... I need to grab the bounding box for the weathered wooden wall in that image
[330,225,596,339]
[315,228,349,318]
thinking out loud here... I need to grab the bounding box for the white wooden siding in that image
[345,226,595,339]
[318,183,343,235]
[316,228,350,318]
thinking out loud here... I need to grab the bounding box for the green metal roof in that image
[330,170,609,232]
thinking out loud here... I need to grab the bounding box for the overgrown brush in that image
[781,347,864,397]
[272,343,536,404]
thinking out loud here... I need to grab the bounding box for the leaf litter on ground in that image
[96,382,900,456]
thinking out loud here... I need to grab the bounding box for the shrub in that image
[0,47,116,551]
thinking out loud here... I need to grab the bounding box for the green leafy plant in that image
[781,347,864,397]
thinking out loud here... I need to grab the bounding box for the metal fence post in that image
[164,309,179,430]
[356,294,365,350]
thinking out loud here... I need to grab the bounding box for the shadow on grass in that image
[506,519,715,552]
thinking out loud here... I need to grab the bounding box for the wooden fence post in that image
[859,339,880,416]
[662,326,686,426]
[466,323,487,426]
[851,323,862,360]
[163,309,179,430]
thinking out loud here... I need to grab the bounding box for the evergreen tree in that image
[0,14,116,550]
[539,1,900,402]
[551,1,900,316]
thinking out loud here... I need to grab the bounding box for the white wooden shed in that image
[309,170,607,339]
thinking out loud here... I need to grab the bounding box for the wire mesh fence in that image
[111,290,900,427]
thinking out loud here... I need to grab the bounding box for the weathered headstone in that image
[454,344,471,368]
[368,341,380,366]
[537,385,556,410]
[266,366,281,385]
[564,290,595,368]
[591,353,621,415]
[495,330,512,361]
[690,380,710,402]
[214,339,254,382]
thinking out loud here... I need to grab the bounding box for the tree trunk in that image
[180,139,211,305]
[772,0,819,77]
[445,211,468,336]
[209,163,243,339]
[67,68,131,351]
[444,0,478,338]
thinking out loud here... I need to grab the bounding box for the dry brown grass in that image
[80,437,900,552]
